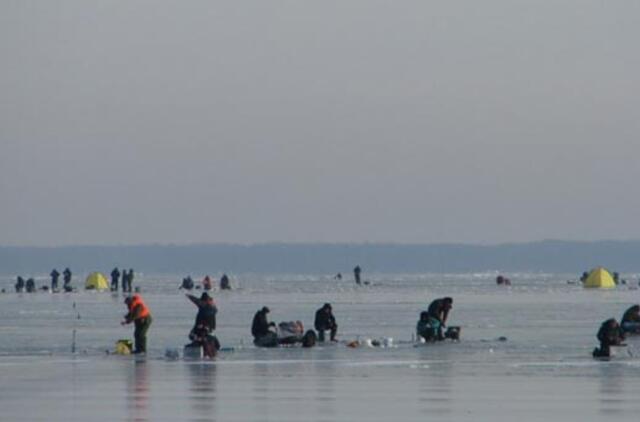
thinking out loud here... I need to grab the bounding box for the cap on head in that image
[323,303,332,310]
[262,306,270,313]
[200,292,211,301]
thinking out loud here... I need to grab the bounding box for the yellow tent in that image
[583,267,616,289]
[85,272,109,290]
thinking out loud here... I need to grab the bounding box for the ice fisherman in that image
[15,276,25,293]
[181,276,194,290]
[251,306,277,347]
[25,278,35,293]
[110,267,120,291]
[219,274,231,290]
[314,303,338,342]
[354,266,361,285]
[50,269,60,291]
[621,305,640,334]
[63,268,73,292]
[121,294,152,354]
[186,292,219,357]
[202,276,213,291]
[427,297,453,340]
[593,318,625,358]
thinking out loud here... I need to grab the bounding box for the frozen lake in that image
[2,272,640,421]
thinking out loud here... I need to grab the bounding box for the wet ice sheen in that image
[1,273,640,421]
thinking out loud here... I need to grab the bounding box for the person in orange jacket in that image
[121,294,152,354]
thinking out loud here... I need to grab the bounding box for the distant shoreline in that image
[1,240,639,274]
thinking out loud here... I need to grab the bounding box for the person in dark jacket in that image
[187,292,217,333]
[427,297,453,340]
[63,268,73,292]
[353,266,362,285]
[314,303,338,342]
[126,269,134,292]
[110,268,121,291]
[621,305,640,334]
[593,318,625,358]
[50,269,60,291]
[25,278,36,293]
[220,274,231,290]
[186,292,220,357]
[181,276,194,290]
[417,311,437,342]
[252,306,277,347]
[15,276,25,293]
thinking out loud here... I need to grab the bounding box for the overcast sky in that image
[1,1,639,246]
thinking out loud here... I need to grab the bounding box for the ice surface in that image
[1,272,640,421]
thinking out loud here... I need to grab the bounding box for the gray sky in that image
[1,1,639,246]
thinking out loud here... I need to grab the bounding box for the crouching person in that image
[252,306,278,347]
[593,318,625,358]
[314,303,338,342]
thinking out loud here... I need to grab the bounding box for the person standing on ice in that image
[110,267,120,291]
[63,268,73,292]
[50,269,60,291]
[186,292,219,357]
[353,265,362,285]
[121,294,152,354]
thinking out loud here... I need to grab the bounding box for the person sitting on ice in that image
[416,311,439,342]
[621,305,640,334]
[276,321,316,347]
[202,276,213,291]
[181,276,194,290]
[219,274,231,290]
[252,307,278,347]
[593,318,625,358]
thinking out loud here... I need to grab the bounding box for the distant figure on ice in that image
[496,275,511,286]
[621,305,640,334]
[125,269,134,292]
[50,269,60,291]
[110,267,120,291]
[353,266,362,285]
[15,276,25,293]
[63,268,73,292]
[181,276,194,290]
[334,273,342,280]
[314,303,338,342]
[186,292,219,357]
[252,306,277,347]
[121,294,152,354]
[25,278,36,293]
[202,275,213,291]
[593,318,625,358]
[219,274,231,290]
